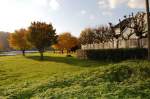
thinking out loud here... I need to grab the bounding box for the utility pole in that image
[146,0,150,60]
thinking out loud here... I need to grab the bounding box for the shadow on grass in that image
[25,55,115,67]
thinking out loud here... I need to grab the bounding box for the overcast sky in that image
[0,0,147,36]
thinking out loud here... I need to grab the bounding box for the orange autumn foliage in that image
[0,42,3,50]
[8,29,31,55]
[53,32,79,52]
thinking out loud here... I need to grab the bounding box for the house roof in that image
[114,12,149,31]
[114,18,132,30]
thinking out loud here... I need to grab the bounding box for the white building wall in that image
[81,38,148,50]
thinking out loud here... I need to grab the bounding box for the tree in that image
[79,28,95,45]
[128,12,147,48]
[28,21,57,60]
[110,12,147,48]
[0,42,3,51]
[67,35,79,53]
[118,15,135,48]
[146,0,150,60]
[52,43,62,53]
[8,29,31,56]
[70,44,80,53]
[79,27,113,49]
[0,32,10,51]
[54,32,79,54]
[94,26,110,48]
[109,23,122,48]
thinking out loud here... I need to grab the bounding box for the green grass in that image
[0,53,150,98]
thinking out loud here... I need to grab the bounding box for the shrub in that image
[77,48,148,61]
[103,65,133,82]
[66,55,72,57]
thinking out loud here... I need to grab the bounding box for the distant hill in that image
[0,31,10,51]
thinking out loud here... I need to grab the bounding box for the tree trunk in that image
[40,52,44,60]
[67,50,69,55]
[22,50,25,56]
[93,44,95,49]
[112,40,114,48]
[102,43,105,49]
[137,38,141,48]
[140,39,142,48]
[116,40,119,49]
[125,40,129,48]
[61,50,64,54]
[53,50,55,53]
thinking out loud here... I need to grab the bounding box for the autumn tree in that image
[0,32,10,51]
[70,44,80,53]
[67,35,79,53]
[0,42,3,51]
[0,34,2,51]
[52,44,61,53]
[8,29,31,56]
[28,21,57,60]
[54,32,79,54]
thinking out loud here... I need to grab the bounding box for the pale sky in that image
[0,0,147,37]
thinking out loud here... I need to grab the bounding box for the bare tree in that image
[110,12,147,48]
[119,15,135,48]
[126,12,147,48]
[79,28,95,49]
[94,26,110,48]
[109,23,122,48]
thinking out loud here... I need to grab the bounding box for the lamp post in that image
[146,0,150,60]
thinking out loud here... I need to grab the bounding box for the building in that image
[82,12,148,50]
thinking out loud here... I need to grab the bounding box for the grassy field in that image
[0,53,150,98]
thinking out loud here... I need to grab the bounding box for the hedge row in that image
[77,48,148,61]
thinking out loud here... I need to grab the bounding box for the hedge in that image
[77,48,148,61]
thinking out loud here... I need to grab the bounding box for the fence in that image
[81,38,148,50]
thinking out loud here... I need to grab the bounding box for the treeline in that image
[52,33,79,54]
[3,12,147,60]
[79,12,147,48]
[0,32,10,51]
[8,22,79,60]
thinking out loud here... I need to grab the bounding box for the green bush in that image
[103,65,133,82]
[77,48,148,61]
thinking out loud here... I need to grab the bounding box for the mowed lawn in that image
[0,53,106,98]
[0,53,150,98]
